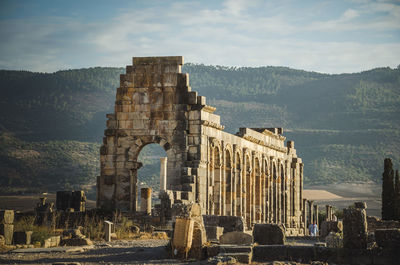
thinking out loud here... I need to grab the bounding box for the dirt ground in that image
[304,182,381,217]
[0,238,321,265]
[0,239,191,265]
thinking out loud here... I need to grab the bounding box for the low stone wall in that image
[367,216,400,232]
[202,215,244,233]
[252,245,398,265]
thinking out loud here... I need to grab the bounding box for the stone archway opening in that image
[136,143,167,214]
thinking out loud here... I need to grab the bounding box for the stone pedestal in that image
[141,187,152,215]
[0,224,13,245]
[104,221,113,242]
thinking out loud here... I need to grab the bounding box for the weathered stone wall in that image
[367,215,400,232]
[97,56,305,231]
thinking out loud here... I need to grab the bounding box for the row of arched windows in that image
[208,141,301,228]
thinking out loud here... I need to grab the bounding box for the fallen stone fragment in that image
[219,231,253,245]
[253,224,285,245]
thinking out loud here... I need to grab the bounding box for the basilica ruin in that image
[97,56,306,234]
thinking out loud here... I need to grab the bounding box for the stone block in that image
[189,110,200,120]
[253,223,285,245]
[188,91,198,104]
[61,237,93,246]
[325,232,343,248]
[197,96,206,105]
[286,246,314,263]
[207,255,238,265]
[181,191,195,201]
[0,210,14,224]
[375,228,400,249]
[314,246,339,264]
[252,245,287,262]
[372,248,399,265]
[320,220,343,237]
[205,226,224,241]
[203,215,245,232]
[56,191,72,211]
[43,235,60,248]
[343,207,367,249]
[172,218,194,257]
[0,224,13,245]
[219,231,252,245]
[13,231,32,245]
[207,244,220,257]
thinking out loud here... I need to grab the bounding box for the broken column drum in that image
[140,187,152,215]
[97,56,305,231]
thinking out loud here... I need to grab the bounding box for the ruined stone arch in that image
[210,138,222,215]
[263,156,270,222]
[127,136,173,161]
[234,149,242,217]
[280,162,286,224]
[98,56,306,233]
[223,143,233,215]
[125,136,174,211]
[254,155,262,222]
[271,159,278,223]
[244,150,252,227]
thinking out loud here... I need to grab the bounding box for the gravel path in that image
[0,239,193,265]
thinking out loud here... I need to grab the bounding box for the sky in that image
[0,0,399,74]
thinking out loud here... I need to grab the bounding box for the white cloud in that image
[0,0,399,73]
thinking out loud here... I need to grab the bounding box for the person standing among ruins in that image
[309,220,319,236]
[332,214,338,221]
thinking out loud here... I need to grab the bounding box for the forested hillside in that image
[0,65,399,195]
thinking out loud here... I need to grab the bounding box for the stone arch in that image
[234,149,242,217]
[280,162,286,224]
[244,150,252,227]
[127,136,174,212]
[272,159,278,223]
[263,156,270,223]
[210,138,222,215]
[291,161,297,219]
[224,144,233,215]
[254,155,262,223]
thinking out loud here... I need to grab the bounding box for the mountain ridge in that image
[0,64,399,194]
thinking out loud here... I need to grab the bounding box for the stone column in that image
[104,221,113,242]
[302,199,307,229]
[299,163,304,222]
[313,204,319,230]
[308,200,314,226]
[160,157,167,191]
[326,205,332,221]
[140,188,152,215]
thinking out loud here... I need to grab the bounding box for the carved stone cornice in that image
[201,120,225,130]
[242,135,287,153]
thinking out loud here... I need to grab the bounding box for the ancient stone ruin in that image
[97,56,305,233]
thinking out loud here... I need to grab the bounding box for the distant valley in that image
[0,64,399,196]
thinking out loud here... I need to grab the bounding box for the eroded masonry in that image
[97,56,306,233]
